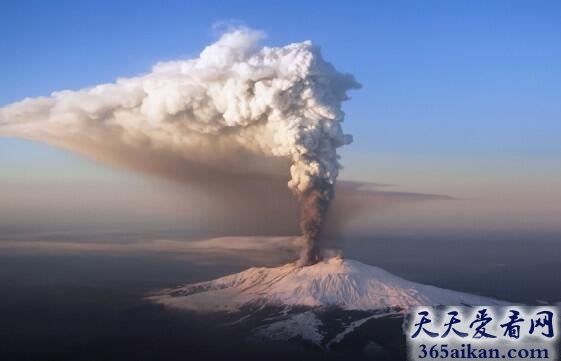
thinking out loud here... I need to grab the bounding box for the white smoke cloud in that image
[0,27,361,264]
[0,28,359,196]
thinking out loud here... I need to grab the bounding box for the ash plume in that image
[297,179,334,265]
[0,27,360,265]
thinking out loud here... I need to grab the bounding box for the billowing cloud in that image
[0,27,360,264]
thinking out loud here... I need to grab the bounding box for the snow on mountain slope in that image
[150,257,503,312]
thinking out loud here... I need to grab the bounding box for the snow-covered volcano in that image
[151,257,502,312]
[149,258,505,348]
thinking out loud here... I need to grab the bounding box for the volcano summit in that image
[151,257,501,312]
[150,258,504,348]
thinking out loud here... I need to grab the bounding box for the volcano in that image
[150,257,502,311]
[149,258,504,349]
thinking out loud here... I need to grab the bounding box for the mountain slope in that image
[150,257,502,312]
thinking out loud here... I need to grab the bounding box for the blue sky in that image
[2,0,560,157]
[1,0,560,234]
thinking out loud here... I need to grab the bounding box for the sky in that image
[1,0,560,237]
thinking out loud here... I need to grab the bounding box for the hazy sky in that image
[1,0,560,236]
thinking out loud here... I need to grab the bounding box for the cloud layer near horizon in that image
[0,236,306,265]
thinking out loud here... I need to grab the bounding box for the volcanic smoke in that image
[0,27,360,265]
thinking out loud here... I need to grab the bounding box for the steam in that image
[0,27,360,265]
